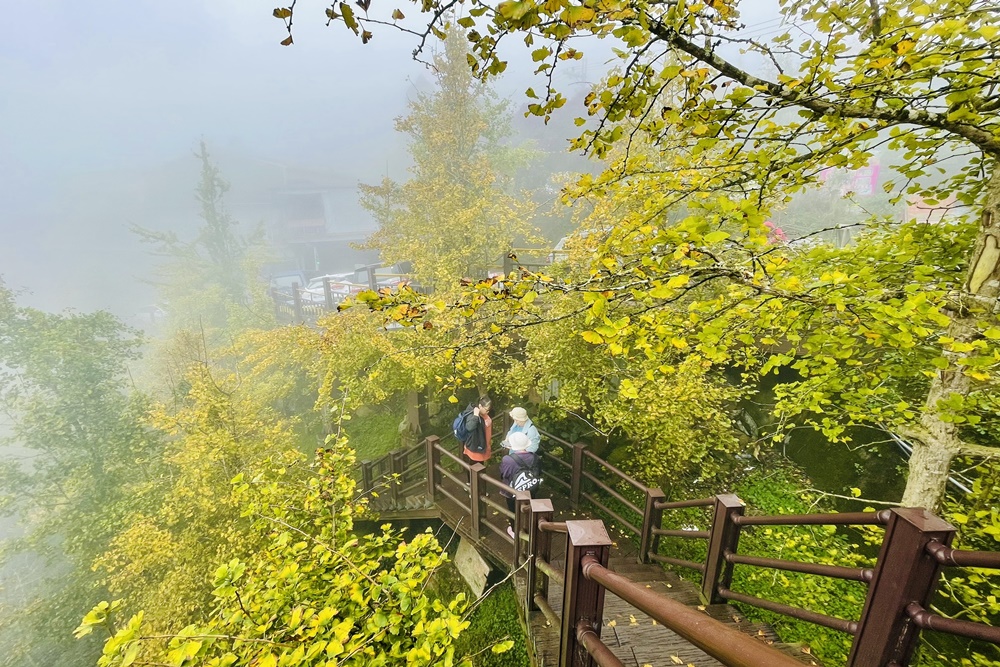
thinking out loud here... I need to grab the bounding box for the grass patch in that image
[343,408,401,461]
[455,581,530,667]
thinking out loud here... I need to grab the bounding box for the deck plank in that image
[367,459,823,667]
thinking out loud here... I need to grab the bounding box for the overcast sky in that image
[0,2,445,310]
[0,0,782,314]
[0,1,592,313]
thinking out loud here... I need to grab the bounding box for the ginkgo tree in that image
[359,30,538,293]
[291,0,1000,511]
[78,441,474,667]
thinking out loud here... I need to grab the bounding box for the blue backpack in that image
[453,405,474,441]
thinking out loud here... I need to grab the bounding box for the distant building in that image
[220,156,381,276]
[270,181,380,274]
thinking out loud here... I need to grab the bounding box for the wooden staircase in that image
[520,548,821,666]
[356,433,1000,667]
[358,436,823,666]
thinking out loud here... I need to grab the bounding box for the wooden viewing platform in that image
[355,430,1000,667]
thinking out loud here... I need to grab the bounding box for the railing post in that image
[513,490,531,566]
[360,460,373,495]
[469,463,486,539]
[270,288,282,321]
[560,520,613,667]
[847,508,955,667]
[639,488,666,564]
[570,443,586,508]
[425,436,440,501]
[702,494,745,604]
[389,451,403,509]
[291,282,304,321]
[322,277,334,311]
[527,498,554,612]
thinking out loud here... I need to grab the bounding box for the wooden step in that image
[370,485,822,665]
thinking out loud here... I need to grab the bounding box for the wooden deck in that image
[390,490,823,666]
[520,551,822,667]
[365,451,824,667]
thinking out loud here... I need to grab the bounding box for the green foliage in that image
[729,466,874,665]
[0,282,158,667]
[315,0,1000,517]
[81,442,471,666]
[322,0,1000,207]
[132,142,274,350]
[652,460,875,664]
[93,361,305,633]
[928,462,1000,666]
[454,582,529,667]
[342,405,404,461]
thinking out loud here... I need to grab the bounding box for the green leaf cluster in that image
[85,441,469,667]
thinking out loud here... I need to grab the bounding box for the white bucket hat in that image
[509,406,529,421]
[507,432,531,452]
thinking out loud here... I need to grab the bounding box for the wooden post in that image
[389,451,403,509]
[702,494,744,604]
[425,436,440,501]
[360,461,373,495]
[560,520,613,667]
[469,463,486,539]
[292,282,304,322]
[847,508,955,667]
[570,443,587,508]
[322,277,334,311]
[527,498,554,612]
[513,490,532,566]
[270,288,282,321]
[639,488,667,564]
[417,388,429,433]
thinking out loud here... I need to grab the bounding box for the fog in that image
[1,1,792,320]
[0,1,511,315]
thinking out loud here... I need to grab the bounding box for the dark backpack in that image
[453,405,475,442]
[510,455,543,492]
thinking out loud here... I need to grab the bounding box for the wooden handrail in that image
[536,427,574,448]
[718,587,859,634]
[582,449,647,493]
[365,433,1000,667]
[580,469,643,516]
[734,510,891,526]
[575,619,625,667]
[926,540,1000,569]
[434,442,470,469]
[579,554,807,667]
[906,602,1000,644]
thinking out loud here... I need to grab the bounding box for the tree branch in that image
[651,26,1000,156]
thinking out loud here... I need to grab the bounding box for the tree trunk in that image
[900,169,1000,511]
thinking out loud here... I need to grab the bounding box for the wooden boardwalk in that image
[435,487,823,667]
[520,551,822,667]
[365,446,823,667]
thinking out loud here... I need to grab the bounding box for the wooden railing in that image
[519,499,1000,667]
[357,430,1000,666]
[270,248,561,324]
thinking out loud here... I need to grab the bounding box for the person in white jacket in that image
[503,406,540,453]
